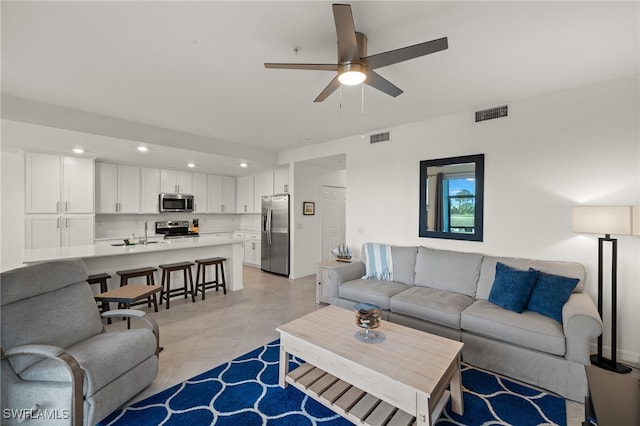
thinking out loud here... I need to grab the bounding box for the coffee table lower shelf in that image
[286,362,450,426]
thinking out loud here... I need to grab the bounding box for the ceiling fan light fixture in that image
[338,63,366,86]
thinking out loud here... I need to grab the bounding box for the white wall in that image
[281,75,640,363]
[0,149,26,271]
[289,162,346,279]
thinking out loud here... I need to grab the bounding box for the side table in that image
[584,364,640,426]
[95,285,162,328]
[316,260,348,304]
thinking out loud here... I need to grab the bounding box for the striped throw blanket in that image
[362,243,393,281]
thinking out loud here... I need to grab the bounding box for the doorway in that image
[320,185,346,262]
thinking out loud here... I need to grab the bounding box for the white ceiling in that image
[2,1,638,175]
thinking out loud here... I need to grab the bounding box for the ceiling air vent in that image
[475,105,508,123]
[370,130,390,144]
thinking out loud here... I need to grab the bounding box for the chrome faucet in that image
[143,220,148,245]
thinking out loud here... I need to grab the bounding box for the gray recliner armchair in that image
[1,259,159,425]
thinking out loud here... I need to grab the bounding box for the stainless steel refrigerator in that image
[261,194,290,276]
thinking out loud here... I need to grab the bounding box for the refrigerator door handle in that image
[267,207,272,245]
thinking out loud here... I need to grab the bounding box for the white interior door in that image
[321,186,346,262]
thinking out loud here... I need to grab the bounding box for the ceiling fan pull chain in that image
[361,84,365,138]
[339,85,343,126]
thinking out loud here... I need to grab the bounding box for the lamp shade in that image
[633,205,640,236]
[572,206,633,235]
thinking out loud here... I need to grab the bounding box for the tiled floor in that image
[105,266,640,425]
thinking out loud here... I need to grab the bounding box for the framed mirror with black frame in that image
[419,154,484,241]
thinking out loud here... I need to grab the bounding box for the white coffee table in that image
[277,305,464,426]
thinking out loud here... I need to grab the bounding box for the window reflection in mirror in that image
[419,154,484,241]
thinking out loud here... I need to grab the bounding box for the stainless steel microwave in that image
[159,193,194,212]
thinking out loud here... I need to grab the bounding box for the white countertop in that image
[23,235,241,264]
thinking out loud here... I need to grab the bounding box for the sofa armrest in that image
[103,309,160,355]
[1,344,84,425]
[563,292,603,364]
[325,261,365,304]
[3,344,64,359]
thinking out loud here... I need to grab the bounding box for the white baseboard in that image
[590,342,640,365]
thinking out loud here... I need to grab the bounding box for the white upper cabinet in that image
[62,156,95,213]
[236,175,254,213]
[140,168,161,214]
[191,173,208,213]
[26,153,94,214]
[274,168,290,194]
[26,153,61,214]
[161,169,192,194]
[221,176,236,213]
[95,163,140,214]
[253,171,274,213]
[208,175,236,213]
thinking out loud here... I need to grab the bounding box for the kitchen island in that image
[22,235,244,291]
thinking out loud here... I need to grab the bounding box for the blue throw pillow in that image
[488,262,539,313]
[526,271,579,323]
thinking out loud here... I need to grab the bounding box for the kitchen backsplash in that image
[95,213,249,239]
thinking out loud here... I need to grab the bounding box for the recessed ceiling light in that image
[72,148,84,154]
[187,162,196,168]
[137,146,148,152]
[240,162,248,168]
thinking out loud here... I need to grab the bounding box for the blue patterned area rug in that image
[99,340,566,426]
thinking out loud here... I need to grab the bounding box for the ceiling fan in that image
[264,3,448,103]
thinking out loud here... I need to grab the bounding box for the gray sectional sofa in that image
[325,245,602,402]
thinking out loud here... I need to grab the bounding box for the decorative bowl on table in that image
[354,302,382,342]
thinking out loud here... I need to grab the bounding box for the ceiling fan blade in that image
[365,71,403,97]
[364,37,448,70]
[333,4,360,61]
[314,76,341,103]
[264,63,339,71]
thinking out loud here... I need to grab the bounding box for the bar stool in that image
[159,261,196,309]
[194,257,227,300]
[116,267,157,309]
[87,272,112,324]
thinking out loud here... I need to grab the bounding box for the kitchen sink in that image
[111,241,161,247]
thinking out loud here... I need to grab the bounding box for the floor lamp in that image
[572,205,639,374]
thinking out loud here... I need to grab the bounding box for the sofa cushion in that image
[488,262,539,313]
[414,247,483,297]
[18,328,158,398]
[476,256,586,300]
[526,271,579,323]
[461,300,566,356]
[391,246,418,285]
[339,279,410,310]
[390,286,474,329]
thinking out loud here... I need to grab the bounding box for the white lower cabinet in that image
[26,214,94,249]
[233,231,261,267]
[243,233,261,267]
